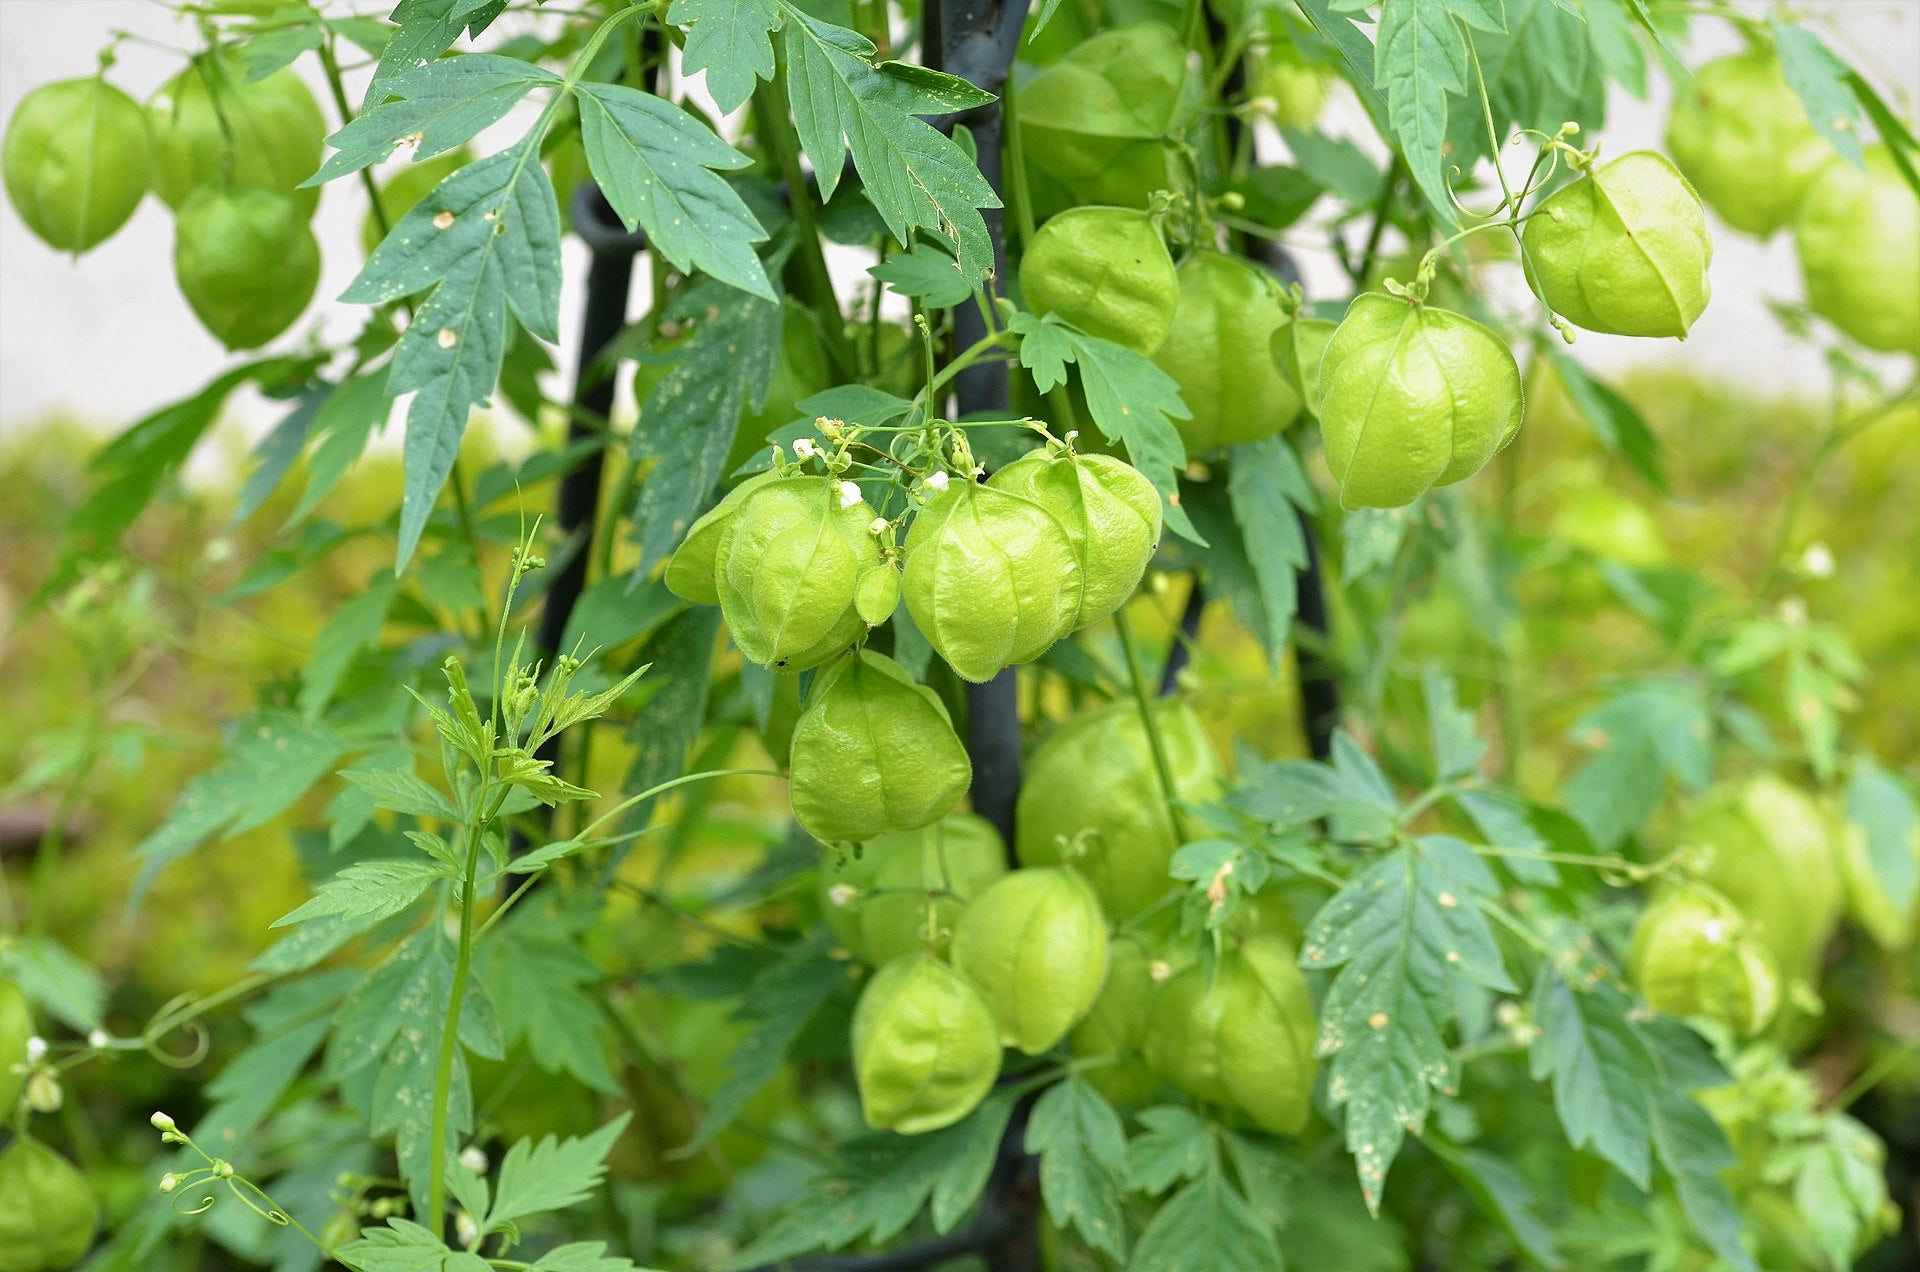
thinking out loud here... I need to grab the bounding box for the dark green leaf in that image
[272,859,451,928]
[1026,1077,1128,1258]
[1650,1088,1757,1272]
[1529,964,1656,1189]
[1130,1166,1280,1272]
[1369,0,1508,226]
[233,389,325,526]
[669,0,782,113]
[1562,682,1711,851]
[869,241,973,306]
[1228,436,1314,666]
[1301,835,1512,1211]
[1427,1138,1565,1269]
[482,910,621,1091]
[1126,1105,1210,1194]
[1545,349,1667,493]
[781,10,1000,283]
[575,82,773,299]
[342,142,562,568]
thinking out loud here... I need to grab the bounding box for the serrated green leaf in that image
[1372,0,1508,226]
[869,240,972,306]
[1129,1166,1280,1272]
[290,368,393,525]
[1228,436,1314,667]
[1428,1137,1565,1270]
[481,1114,632,1233]
[1562,682,1711,850]
[726,1090,1017,1268]
[1026,1077,1127,1258]
[316,55,559,183]
[780,9,999,283]
[131,708,346,901]
[1126,1105,1210,1194]
[342,141,561,568]
[670,0,782,113]
[1545,348,1668,493]
[0,937,107,1031]
[1423,667,1484,781]
[233,389,323,527]
[336,1217,449,1271]
[627,283,784,573]
[575,82,773,299]
[1300,835,1513,1212]
[300,574,401,717]
[681,936,849,1154]
[1650,1088,1757,1272]
[1771,19,1866,169]
[531,1245,658,1272]
[272,859,451,929]
[362,0,473,109]
[482,910,621,1091]
[195,978,342,1156]
[1529,964,1656,1190]
[1010,313,1199,544]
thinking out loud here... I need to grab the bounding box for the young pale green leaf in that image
[669,0,782,113]
[131,708,346,901]
[1125,1105,1210,1194]
[1026,1077,1128,1259]
[1364,0,1508,226]
[574,82,773,300]
[529,1246,659,1272]
[233,390,323,527]
[1301,835,1514,1213]
[314,56,560,183]
[334,1217,451,1272]
[232,16,325,81]
[780,9,999,283]
[290,368,392,525]
[272,859,452,929]
[680,936,850,1154]
[481,1114,633,1234]
[493,748,597,805]
[726,1090,1017,1268]
[1228,436,1313,666]
[1129,1165,1281,1272]
[1771,19,1867,169]
[342,143,562,568]
[626,282,784,574]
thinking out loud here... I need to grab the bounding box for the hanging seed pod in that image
[664,472,779,607]
[1522,150,1713,338]
[1069,939,1164,1105]
[0,1137,99,1272]
[1795,146,1920,358]
[1680,775,1843,981]
[3,76,149,253]
[1665,49,1829,239]
[819,814,1009,965]
[988,448,1161,629]
[714,475,882,670]
[1151,250,1304,454]
[147,58,325,215]
[788,651,972,843]
[173,183,321,350]
[951,866,1111,1054]
[1019,206,1179,354]
[851,955,1002,1134]
[901,480,1081,683]
[1142,934,1317,1134]
[1629,891,1782,1037]
[1015,697,1224,919]
[1317,292,1523,509]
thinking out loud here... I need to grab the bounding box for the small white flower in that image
[151,1111,176,1131]
[1701,918,1726,944]
[458,1146,489,1174]
[1800,542,1835,579]
[87,1029,109,1050]
[1148,960,1173,984]
[926,470,951,492]
[1779,596,1809,628]
[793,437,820,460]
[159,1174,179,1194]
[828,883,860,907]
[838,480,863,510]
[25,1036,46,1064]
[454,1211,479,1248]
[868,517,889,536]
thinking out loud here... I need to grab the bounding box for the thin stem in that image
[999,69,1039,252]
[752,67,859,380]
[1754,388,1913,600]
[1831,1033,1920,1112]
[318,35,391,242]
[1114,608,1190,845]
[425,788,490,1231]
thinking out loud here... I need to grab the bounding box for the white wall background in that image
[0,0,1915,454]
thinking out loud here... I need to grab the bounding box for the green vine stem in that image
[1114,607,1192,846]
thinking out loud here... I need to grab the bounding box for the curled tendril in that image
[227,1173,294,1226]
[142,1004,212,1069]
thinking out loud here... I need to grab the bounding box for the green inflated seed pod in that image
[851,955,1002,1134]
[951,866,1110,1053]
[987,448,1161,630]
